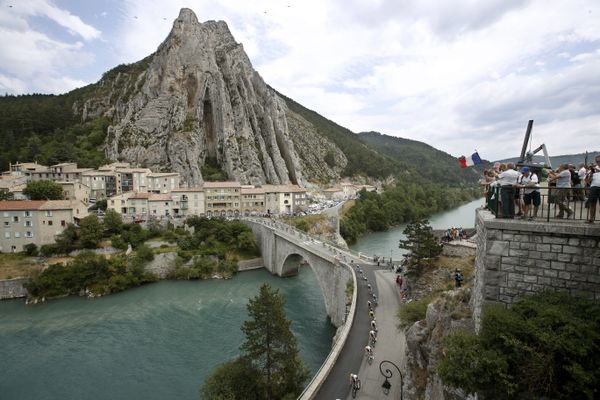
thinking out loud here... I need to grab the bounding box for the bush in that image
[397,296,432,328]
[39,244,59,257]
[135,244,154,262]
[23,243,38,256]
[437,292,600,399]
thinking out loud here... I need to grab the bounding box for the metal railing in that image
[486,186,594,222]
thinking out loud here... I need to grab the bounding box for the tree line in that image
[341,185,480,243]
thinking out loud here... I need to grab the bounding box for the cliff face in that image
[83,8,346,186]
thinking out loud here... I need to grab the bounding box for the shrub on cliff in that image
[437,291,600,399]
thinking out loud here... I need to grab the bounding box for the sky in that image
[0,0,599,161]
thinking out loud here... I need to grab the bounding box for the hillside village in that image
[0,161,376,253]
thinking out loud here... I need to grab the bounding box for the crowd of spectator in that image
[479,154,600,223]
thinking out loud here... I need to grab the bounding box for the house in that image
[30,163,93,183]
[171,188,204,217]
[107,192,174,220]
[6,162,49,178]
[147,172,180,193]
[114,168,152,193]
[203,181,241,217]
[262,184,308,215]
[241,187,266,215]
[323,186,344,200]
[81,170,118,199]
[0,200,88,253]
[58,181,91,204]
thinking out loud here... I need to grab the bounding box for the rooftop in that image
[203,181,241,188]
[0,200,47,210]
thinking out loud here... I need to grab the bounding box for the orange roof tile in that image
[0,200,46,210]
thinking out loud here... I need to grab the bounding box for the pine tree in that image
[398,218,442,266]
[240,284,309,400]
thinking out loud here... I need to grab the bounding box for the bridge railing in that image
[486,186,594,222]
[244,217,376,263]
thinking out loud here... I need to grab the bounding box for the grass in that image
[0,253,43,279]
[397,296,432,328]
[340,199,355,218]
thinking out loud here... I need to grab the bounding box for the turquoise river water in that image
[0,198,483,400]
[0,268,334,400]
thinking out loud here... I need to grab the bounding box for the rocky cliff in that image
[78,9,346,186]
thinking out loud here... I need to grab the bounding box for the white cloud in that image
[3,0,600,160]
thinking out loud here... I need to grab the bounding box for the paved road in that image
[314,262,380,400]
[353,269,406,399]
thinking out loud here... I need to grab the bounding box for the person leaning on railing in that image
[584,155,600,224]
[548,164,573,219]
[497,163,519,219]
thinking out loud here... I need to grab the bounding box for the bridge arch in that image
[244,220,352,327]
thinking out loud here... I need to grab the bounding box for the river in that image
[0,267,334,400]
[350,197,484,260]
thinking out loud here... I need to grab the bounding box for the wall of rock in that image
[472,209,600,330]
[0,278,28,300]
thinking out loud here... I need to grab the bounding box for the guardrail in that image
[486,186,594,222]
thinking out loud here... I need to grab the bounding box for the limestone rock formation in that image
[85,8,346,186]
[404,290,475,400]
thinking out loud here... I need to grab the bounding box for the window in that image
[61,220,66,227]
[4,232,9,238]
[13,216,19,222]
[48,221,53,226]
[25,231,33,238]
[24,221,32,227]
[45,211,53,217]
[24,211,32,217]
[14,232,20,238]
[3,221,8,227]
[2,212,8,218]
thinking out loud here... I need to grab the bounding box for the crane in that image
[517,120,552,169]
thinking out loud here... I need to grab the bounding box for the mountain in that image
[497,151,599,168]
[357,131,489,186]
[0,8,483,188]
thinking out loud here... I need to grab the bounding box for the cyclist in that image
[367,283,372,292]
[369,310,375,319]
[350,373,360,388]
[371,319,377,331]
[367,300,372,310]
[369,330,377,345]
[364,345,373,357]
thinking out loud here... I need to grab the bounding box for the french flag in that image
[459,151,482,168]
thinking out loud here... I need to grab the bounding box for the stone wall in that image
[473,209,600,330]
[441,241,476,258]
[0,278,28,300]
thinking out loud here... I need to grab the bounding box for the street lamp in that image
[379,360,403,400]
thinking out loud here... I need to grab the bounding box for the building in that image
[6,162,49,178]
[204,181,241,217]
[323,186,344,200]
[81,170,118,200]
[262,185,308,215]
[107,192,174,220]
[0,175,27,197]
[114,168,152,193]
[58,181,91,204]
[171,188,205,217]
[0,200,88,252]
[30,163,92,183]
[241,187,266,215]
[147,172,180,193]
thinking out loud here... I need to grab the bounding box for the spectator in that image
[497,163,520,218]
[549,164,573,219]
[519,167,540,220]
[585,155,600,223]
[454,269,464,288]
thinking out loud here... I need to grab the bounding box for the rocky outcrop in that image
[82,8,346,186]
[404,289,475,400]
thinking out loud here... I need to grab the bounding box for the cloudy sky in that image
[0,0,598,161]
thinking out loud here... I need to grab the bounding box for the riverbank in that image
[1,255,265,302]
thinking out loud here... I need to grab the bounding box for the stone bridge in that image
[244,218,366,327]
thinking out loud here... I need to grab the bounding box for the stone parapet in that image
[473,208,600,330]
[0,278,28,300]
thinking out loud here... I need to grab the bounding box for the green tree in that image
[23,243,38,256]
[240,284,309,399]
[79,215,103,248]
[398,218,442,266]
[202,284,309,400]
[0,190,14,201]
[23,180,63,200]
[437,292,600,399]
[103,209,123,235]
[201,358,263,400]
[54,223,79,254]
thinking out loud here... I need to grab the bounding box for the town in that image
[0,161,375,253]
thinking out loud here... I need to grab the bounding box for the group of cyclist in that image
[349,262,382,398]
